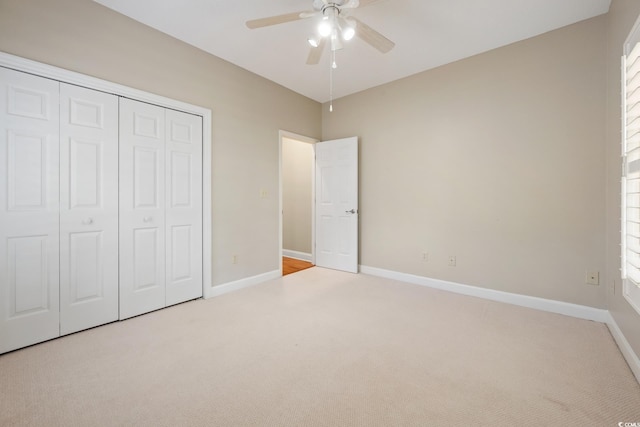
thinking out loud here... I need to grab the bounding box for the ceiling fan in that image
[246,0,395,65]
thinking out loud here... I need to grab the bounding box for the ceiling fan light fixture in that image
[330,29,343,51]
[340,17,356,41]
[342,25,355,41]
[318,16,332,37]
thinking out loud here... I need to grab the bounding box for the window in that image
[622,15,640,315]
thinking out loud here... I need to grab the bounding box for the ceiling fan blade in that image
[246,11,311,29]
[341,0,360,8]
[343,0,382,8]
[352,17,395,53]
[358,0,383,6]
[306,38,327,65]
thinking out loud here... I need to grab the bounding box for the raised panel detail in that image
[317,146,331,162]
[170,121,192,144]
[338,165,350,204]
[170,151,191,208]
[338,216,350,255]
[8,85,49,120]
[69,231,103,304]
[69,98,103,129]
[319,166,334,204]
[134,147,158,209]
[134,228,158,291]
[171,225,191,282]
[8,236,49,318]
[70,139,101,209]
[134,113,160,139]
[7,131,46,211]
[319,215,333,254]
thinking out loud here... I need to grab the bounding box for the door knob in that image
[143,216,152,223]
[82,218,94,225]
[345,209,357,214]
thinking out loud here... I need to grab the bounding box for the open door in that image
[315,137,358,273]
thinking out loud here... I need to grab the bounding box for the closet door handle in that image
[143,216,153,223]
[82,217,94,225]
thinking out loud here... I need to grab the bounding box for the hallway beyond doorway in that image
[283,257,313,276]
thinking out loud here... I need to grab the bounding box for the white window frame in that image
[622,14,640,316]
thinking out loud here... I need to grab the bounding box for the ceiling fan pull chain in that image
[330,50,335,112]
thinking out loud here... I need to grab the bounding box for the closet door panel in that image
[165,109,203,306]
[59,84,118,335]
[0,68,60,353]
[119,98,166,320]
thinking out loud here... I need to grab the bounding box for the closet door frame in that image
[0,51,214,299]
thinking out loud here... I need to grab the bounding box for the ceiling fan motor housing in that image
[313,0,356,12]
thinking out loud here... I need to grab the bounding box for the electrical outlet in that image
[260,189,268,199]
[422,252,428,262]
[448,256,456,267]
[232,255,238,264]
[586,271,599,286]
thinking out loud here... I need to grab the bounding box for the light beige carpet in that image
[1,267,639,426]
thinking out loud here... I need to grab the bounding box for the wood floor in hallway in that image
[283,257,314,275]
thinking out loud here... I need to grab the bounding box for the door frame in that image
[0,51,214,298]
[279,130,318,275]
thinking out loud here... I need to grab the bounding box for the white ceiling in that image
[93,0,611,103]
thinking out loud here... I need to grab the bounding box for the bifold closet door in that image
[119,99,203,320]
[59,84,118,335]
[0,68,60,353]
[165,108,203,306]
[119,99,166,319]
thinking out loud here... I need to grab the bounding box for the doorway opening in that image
[279,131,317,276]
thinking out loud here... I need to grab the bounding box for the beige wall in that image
[282,138,313,255]
[323,16,607,308]
[606,0,640,359]
[0,0,322,287]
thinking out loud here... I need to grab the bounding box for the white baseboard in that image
[283,250,312,262]
[360,265,608,323]
[205,270,281,299]
[605,312,640,383]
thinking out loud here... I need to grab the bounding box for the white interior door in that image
[119,98,166,320]
[0,68,60,353]
[315,137,359,273]
[59,83,119,335]
[165,108,203,305]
